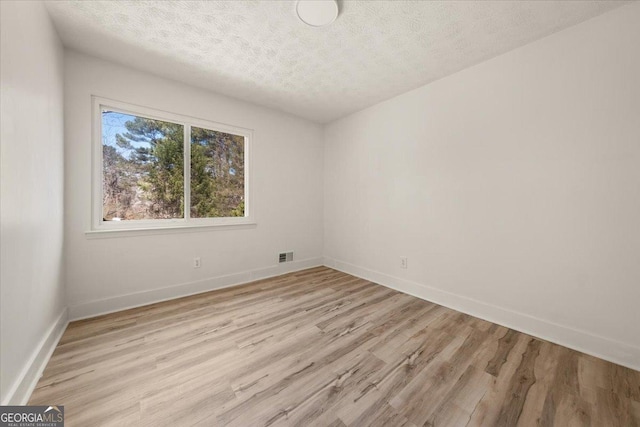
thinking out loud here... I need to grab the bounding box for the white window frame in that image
[90,96,254,235]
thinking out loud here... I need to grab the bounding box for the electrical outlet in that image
[193,257,201,268]
[400,257,408,269]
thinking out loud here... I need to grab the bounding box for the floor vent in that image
[279,252,294,263]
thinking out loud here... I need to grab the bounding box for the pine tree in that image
[103,115,244,220]
[190,127,244,218]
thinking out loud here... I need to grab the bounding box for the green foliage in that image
[190,127,245,218]
[103,114,244,220]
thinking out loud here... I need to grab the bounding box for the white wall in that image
[1,1,67,404]
[64,52,324,319]
[324,3,640,370]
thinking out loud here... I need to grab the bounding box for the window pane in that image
[102,111,184,220]
[190,127,245,218]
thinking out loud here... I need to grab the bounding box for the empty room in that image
[1,0,639,425]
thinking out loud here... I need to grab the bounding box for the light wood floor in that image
[30,267,639,426]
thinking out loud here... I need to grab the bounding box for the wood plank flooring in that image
[29,267,640,426]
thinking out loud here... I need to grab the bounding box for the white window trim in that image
[88,96,255,236]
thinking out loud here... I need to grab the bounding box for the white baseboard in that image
[2,308,69,405]
[324,257,640,372]
[68,257,324,321]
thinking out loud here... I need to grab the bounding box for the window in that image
[92,97,252,232]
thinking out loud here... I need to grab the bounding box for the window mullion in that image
[184,124,191,222]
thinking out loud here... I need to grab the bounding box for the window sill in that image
[85,222,257,239]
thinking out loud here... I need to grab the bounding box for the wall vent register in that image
[279,252,294,263]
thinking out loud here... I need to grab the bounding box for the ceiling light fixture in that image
[296,0,339,28]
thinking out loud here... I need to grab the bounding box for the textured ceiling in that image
[45,1,625,123]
